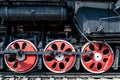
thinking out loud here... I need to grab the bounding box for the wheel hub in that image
[94,52,102,61]
[16,54,25,61]
[55,54,64,61]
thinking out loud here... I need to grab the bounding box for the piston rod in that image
[0,49,92,56]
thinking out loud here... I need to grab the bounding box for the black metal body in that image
[0,0,120,74]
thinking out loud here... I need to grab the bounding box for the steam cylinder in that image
[0,6,67,21]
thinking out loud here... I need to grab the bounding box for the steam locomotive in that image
[0,0,119,74]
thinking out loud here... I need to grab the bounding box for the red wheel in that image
[81,41,114,73]
[4,39,38,73]
[43,40,76,73]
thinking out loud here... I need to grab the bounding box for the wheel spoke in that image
[22,42,27,50]
[89,44,95,51]
[63,43,72,52]
[101,48,109,55]
[10,44,16,49]
[102,53,110,60]
[84,59,95,68]
[44,55,54,62]
[17,42,24,50]
[62,60,67,67]
[46,60,57,68]
[54,42,62,51]
[47,45,54,51]
[55,62,61,70]
[64,55,70,62]
[100,61,106,69]
[92,61,98,71]
[84,46,91,51]
[14,42,20,49]
[93,43,99,51]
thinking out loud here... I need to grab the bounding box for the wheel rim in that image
[4,39,38,73]
[43,40,76,73]
[81,41,114,73]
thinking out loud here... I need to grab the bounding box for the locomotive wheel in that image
[81,41,114,73]
[4,39,38,73]
[43,40,76,73]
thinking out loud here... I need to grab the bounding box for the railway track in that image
[1,72,120,80]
